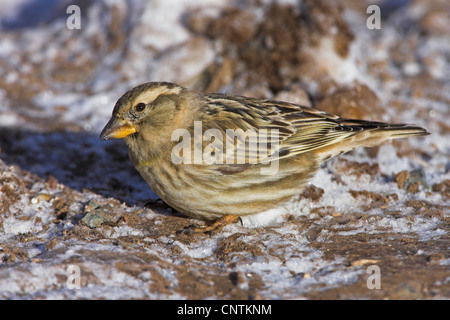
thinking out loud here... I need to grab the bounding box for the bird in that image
[100,82,429,234]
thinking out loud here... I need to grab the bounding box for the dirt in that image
[186,0,354,97]
[315,83,385,120]
[1,151,448,299]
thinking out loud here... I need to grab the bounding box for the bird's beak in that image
[99,117,137,140]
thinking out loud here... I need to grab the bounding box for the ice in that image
[2,216,38,236]
[241,207,288,228]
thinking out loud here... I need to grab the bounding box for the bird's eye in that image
[134,103,146,112]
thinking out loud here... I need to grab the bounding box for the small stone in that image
[408,168,429,189]
[301,185,324,201]
[394,170,409,189]
[395,168,428,193]
[31,193,52,204]
[406,181,420,194]
[81,199,115,229]
[351,259,380,267]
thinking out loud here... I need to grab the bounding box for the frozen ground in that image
[0,0,449,299]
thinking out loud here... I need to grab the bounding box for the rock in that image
[432,180,450,200]
[315,82,384,120]
[81,199,118,229]
[301,185,324,202]
[334,159,380,180]
[395,170,410,189]
[274,84,312,107]
[395,168,429,193]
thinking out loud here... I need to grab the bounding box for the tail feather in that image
[316,119,429,161]
[361,123,429,140]
[374,124,429,138]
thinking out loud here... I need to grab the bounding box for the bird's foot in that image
[181,214,241,236]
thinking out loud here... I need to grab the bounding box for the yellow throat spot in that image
[137,160,155,168]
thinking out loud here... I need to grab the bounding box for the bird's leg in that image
[193,214,240,235]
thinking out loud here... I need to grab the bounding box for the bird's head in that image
[100,82,195,145]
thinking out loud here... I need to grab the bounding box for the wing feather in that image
[197,94,380,168]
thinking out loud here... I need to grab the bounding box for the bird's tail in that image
[316,119,429,161]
